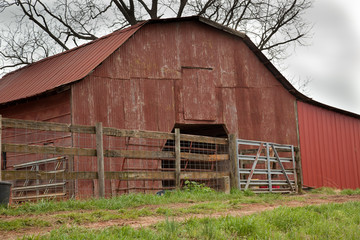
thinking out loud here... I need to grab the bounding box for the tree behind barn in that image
[0,0,312,80]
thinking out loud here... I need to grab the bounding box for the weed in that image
[118,207,153,219]
[155,207,172,216]
[183,180,214,193]
[309,187,337,195]
[243,189,255,196]
[0,218,50,231]
[341,188,360,195]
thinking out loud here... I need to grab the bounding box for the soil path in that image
[2,194,360,239]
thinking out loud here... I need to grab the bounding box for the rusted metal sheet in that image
[0,23,145,104]
[0,91,71,123]
[297,101,360,189]
[72,20,298,146]
[0,91,72,168]
[182,68,216,121]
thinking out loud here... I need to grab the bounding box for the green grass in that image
[0,190,298,216]
[22,226,158,240]
[341,188,360,195]
[155,201,230,216]
[308,187,337,195]
[0,218,50,231]
[55,207,154,224]
[21,201,360,240]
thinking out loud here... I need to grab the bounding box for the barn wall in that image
[0,91,71,123]
[72,21,298,146]
[0,91,72,167]
[297,101,360,189]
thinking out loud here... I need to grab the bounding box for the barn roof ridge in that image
[0,21,148,80]
[0,16,358,119]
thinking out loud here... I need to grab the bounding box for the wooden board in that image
[180,133,228,145]
[2,170,229,181]
[2,143,96,156]
[103,127,174,140]
[105,149,175,159]
[2,118,95,134]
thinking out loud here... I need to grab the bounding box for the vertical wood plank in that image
[0,115,2,181]
[96,122,105,198]
[175,128,181,189]
[294,101,303,193]
[295,149,303,193]
[228,134,240,189]
[291,145,299,193]
[223,176,230,194]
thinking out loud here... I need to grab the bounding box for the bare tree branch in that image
[17,0,69,50]
[36,1,97,41]
[0,0,313,82]
[112,0,138,25]
[138,0,158,19]
[177,0,188,18]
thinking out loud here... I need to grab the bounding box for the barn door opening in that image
[161,124,228,189]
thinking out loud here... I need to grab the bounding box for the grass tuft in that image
[341,188,360,195]
[309,187,337,195]
[0,218,50,231]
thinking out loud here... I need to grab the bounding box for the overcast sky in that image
[285,0,360,114]
[1,1,359,115]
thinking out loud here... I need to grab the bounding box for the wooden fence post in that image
[294,101,303,194]
[96,122,105,198]
[0,115,2,181]
[175,128,181,189]
[295,148,303,194]
[228,134,240,190]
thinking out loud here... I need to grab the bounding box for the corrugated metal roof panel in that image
[0,22,145,104]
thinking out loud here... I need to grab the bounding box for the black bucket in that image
[0,181,12,206]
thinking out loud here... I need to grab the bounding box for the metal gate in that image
[237,139,297,193]
[11,156,67,202]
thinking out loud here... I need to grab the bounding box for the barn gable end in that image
[70,20,298,146]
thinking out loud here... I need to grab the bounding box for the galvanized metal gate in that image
[237,139,297,193]
[11,156,67,202]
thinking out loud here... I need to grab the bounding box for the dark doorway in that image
[161,124,228,189]
[172,124,228,138]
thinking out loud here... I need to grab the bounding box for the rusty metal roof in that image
[0,16,358,119]
[0,22,145,104]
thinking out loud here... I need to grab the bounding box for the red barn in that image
[0,16,359,190]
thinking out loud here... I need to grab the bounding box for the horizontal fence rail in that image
[0,117,231,201]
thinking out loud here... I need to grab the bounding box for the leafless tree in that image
[0,0,312,80]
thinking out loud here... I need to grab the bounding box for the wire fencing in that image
[0,117,230,202]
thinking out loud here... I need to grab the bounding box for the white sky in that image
[1,1,359,115]
[285,0,360,114]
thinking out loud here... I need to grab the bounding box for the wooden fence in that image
[0,116,232,200]
[0,116,302,202]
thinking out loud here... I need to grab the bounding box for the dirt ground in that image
[2,194,360,239]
